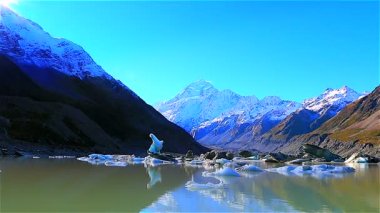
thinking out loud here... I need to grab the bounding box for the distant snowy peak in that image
[0,6,111,79]
[303,86,363,113]
[156,80,302,133]
[175,80,218,100]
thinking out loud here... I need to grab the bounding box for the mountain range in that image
[1,6,378,157]
[0,6,207,156]
[157,80,380,157]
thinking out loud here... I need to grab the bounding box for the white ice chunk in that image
[237,165,264,172]
[144,156,173,166]
[78,154,127,166]
[267,164,355,178]
[88,154,113,161]
[148,134,164,154]
[355,157,368,163]
[215,158,231,165]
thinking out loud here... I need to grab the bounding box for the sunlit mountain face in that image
[0,0,18,8]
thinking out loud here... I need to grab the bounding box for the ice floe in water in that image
[89,154,114,161]
[237,165,264,172]
[77,154,114,165]
[267,164,355,178]
[215,158,231,165]
[203,167,241,177]
[77,154,129,166]
[355,157,368,163]
[144,156,174,167]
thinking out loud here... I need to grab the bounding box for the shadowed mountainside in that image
[0,55,207,156]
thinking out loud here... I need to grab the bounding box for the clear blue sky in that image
[12,0,379,104]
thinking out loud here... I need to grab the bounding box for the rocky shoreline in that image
[2,140,379,166]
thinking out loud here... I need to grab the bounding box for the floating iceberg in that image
[144,156,174,166]
[148,133,164,154]
[77,154,115,165]
[223,162,239,168]
[267,164,355,178]
[237,165,264,172]
[203,167,241,177]
[215,158,231,165]
[89,154,114,161]
[355,157,368,163]
[78,154,129,166]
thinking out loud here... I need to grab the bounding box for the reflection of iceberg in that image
[148,133,163,154]
[267,164,355,178]
[186,159,203,165]
[105,161,128,167]
[131,157,145,164]
[185,176,225,191]
[146,166,162,189]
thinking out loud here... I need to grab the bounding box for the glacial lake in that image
[0,158,379,212]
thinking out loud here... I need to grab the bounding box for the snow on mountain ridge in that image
[0,6,111,79]
[156,80,301,132]
[303,86,363,114]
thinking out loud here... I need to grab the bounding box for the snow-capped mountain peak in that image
[303,86,363,113]
[176,80,218,99]
[0,6,111,79]
[156,80,301,132]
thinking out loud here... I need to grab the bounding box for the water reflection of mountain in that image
[145,165,379,212]
[0,159,197,212]
[251,165,379,212]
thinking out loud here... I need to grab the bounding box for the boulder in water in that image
[239,150,253,158]
[213,151,228,160]
[185,150,194,160]
[302,144,342,162]
[204,151,216,160]
[226,152,234,160]
[262,155,279,163]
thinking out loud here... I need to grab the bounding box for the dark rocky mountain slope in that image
[0,7,207,155]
